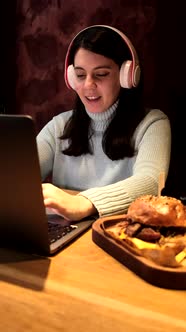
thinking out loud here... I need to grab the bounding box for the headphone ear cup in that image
[133,65,141,87]
[66,65,76,90]
[119,60,133,88]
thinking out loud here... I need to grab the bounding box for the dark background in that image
[1,0,186,199]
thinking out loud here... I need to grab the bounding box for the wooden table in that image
[0,228,186,332]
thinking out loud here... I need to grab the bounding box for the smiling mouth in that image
[86,96,101,101]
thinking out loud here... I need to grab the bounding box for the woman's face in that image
[73,48,121,113]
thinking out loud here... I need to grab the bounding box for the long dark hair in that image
[61,26,146,160]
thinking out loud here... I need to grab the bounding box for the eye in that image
[76,74,86,79]
[74,69,86,80]
[95,72,109,78]
[94,72,110,80]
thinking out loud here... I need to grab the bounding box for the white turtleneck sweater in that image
[36,103,171,217]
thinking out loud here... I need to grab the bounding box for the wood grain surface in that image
[0,227,186,332]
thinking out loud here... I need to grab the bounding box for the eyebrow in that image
[74,65,112,70]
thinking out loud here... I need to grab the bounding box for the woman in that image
[37,25,171,220]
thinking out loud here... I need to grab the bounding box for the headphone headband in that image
[64,24,140,89]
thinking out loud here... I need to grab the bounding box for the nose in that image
[84,75,96,88]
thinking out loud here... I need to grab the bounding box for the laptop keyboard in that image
[48,221,78,244]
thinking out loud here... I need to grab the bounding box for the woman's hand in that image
[42,183,97,221]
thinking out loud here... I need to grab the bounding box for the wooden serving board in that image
[92,216,186,289]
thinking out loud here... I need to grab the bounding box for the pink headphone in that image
[64,25,141,90]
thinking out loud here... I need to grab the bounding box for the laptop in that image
[0,114,96,256]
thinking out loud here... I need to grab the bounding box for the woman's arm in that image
[36,111,72,181]
[79,112,171,217]
[42,183,97,221]
[36,121,56,181]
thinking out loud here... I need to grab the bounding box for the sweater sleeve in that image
[36,111,73,181]
[79,110,171,217]
[36,119,56,181]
